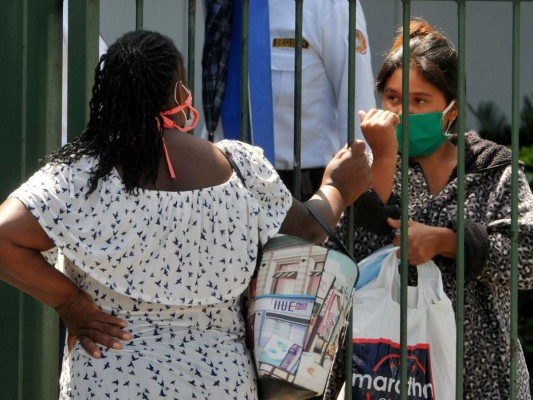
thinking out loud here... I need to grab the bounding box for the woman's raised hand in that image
[359,109,400,159]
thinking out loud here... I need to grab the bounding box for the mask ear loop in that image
[155,117,177,180]
[174,81,189,122]
[442,99,456,135]
[157,81,196,180]
[161,136,176,179]
[160,83,197,132]
[176,83,200,131]
[159,82,186,179]
[444,121,453,135]
[442,99,456,116]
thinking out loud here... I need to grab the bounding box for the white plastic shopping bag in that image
[356,244,396,289]
[351,249,456,399]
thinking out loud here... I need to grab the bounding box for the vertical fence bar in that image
[135,0,143,30]
[240,0,249,142]
[25,2,63,397]
[187,0,196,100]
[399,1,411,398]
[187,0,196,135]
[455,1,467,398]
[347,0,356,147]
[344,1,357,399]
[292,0,304,201]
[510,0,521,397]
[0,0,62,399]
[67,0,100,142]
[0,3,28,399]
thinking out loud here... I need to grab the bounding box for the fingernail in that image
[122,333,132,340]
[112,342,123,350]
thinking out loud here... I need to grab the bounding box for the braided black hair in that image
[46,30,185,195]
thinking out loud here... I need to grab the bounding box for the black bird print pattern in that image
[11,140,292,399]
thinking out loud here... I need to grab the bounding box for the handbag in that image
[351,248,456,400]
[223,150,359,399]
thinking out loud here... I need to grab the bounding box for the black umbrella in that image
[202,0,234,141]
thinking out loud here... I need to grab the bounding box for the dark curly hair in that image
[46,30,185,195]
[376,18,458,106]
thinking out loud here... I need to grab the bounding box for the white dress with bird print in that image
[11,140,292,400]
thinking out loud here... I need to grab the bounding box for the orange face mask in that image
[160,82,199,132]
[158,82,200,179]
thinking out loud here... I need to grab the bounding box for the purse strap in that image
[301,202,355,263]
[222,148,356,263]
[222,149,247,185]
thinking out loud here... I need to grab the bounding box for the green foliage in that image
[468,93,533,148]
[468,101,512,145]
[520,146,533,168]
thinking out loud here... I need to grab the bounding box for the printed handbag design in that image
[247,232,359,399]
[351,249,456,400]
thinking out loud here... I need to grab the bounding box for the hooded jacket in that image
[331,131,533,399]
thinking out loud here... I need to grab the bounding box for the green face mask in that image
[396,100,455,157]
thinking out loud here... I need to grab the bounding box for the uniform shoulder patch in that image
[356,30,367,54]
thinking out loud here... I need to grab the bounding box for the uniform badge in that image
[356,30,367,54]
[272,38,310,49]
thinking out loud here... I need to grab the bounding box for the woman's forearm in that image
[0,197,79,308]
[370,157,396,205]
[280,140,370,243]
[434,226,457,260]
[0,241,79,308]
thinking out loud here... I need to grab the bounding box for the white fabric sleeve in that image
[321,0,376,145]
[216,140,293,244]
[10,164,69,267]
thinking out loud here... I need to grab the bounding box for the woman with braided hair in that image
[0,30,370,398]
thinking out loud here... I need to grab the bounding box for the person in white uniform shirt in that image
[205,0,376,201]
[269,0,375,200]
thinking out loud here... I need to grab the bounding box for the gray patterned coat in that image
[328,131,533,399]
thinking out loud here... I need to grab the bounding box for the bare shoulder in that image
[160,134,234,191]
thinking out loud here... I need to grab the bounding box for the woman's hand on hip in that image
[55,290,131,358]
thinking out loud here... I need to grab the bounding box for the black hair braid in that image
[45,30,184,196]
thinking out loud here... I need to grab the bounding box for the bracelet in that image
[54,289,85,312]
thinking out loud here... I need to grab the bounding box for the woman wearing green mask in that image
[327,18,533,400]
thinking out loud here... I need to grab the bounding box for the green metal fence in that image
[0,1,63,399]
[0,1,530,399]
